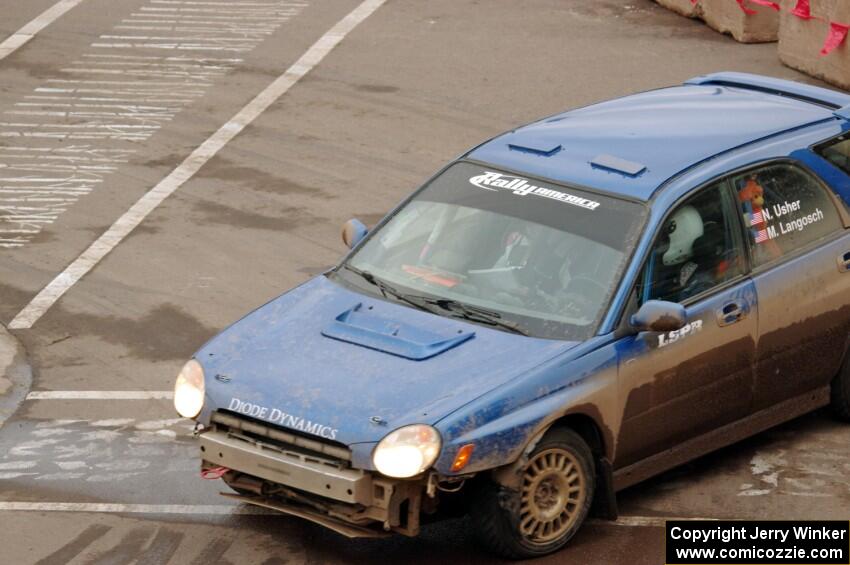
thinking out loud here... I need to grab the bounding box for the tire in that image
[470,427,595,560]
[831,355,850,421]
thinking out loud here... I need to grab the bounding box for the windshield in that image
[335,162,646,339]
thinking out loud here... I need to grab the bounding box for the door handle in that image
[838,252,850,273]
[717,301,746,327]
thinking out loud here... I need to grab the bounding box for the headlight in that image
[372,424,441,478]
[174,359,205,419]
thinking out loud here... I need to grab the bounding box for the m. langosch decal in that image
[469,171,601,211]
[228,397,339,440]
[751,199,826,244]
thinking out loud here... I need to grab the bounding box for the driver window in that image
[639,184,745,305]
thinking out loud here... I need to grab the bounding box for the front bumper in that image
[199,414,426,536]
[201,430,372,505]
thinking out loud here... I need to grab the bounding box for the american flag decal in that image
[750,211,764,226]
[754,229,769,243]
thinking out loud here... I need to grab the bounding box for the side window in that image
[816,135,850,176]
[732,163,842,267]
[639,184,745,305]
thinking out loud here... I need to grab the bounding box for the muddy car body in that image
[175,73,850,558]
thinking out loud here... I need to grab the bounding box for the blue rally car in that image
[174,73,850,558]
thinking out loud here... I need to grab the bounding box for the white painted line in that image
[0,0,87,61]
[152,1,302,5]
[100,35,271,41]
[0,502,712,524]
[0,502,268,514]
[588,515,722,528]
[9,0,386,330]
[81,54,243,62]
[26,390,173,400]
[89,43,255,52]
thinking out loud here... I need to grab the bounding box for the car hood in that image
[197,275,580,445]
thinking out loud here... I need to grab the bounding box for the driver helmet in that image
[501,229,531,267]
[662,205,704,266]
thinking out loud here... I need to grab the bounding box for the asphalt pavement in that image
[0,0,848,563]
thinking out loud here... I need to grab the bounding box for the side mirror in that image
[341,218,368,249]
[630,300,686,333]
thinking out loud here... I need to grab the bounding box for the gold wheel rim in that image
[519,447,586,544]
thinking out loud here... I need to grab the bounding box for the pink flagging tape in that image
[736,0,758,15]
[791,0,812,19]
[749,0,780,11]
[735,0,779,14]
[821,22,850,55]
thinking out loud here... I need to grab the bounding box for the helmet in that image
[662,205,703,266]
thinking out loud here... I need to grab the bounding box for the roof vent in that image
[507,142,562,157]
[590,154,646,177]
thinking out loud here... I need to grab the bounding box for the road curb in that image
[0,323,31,429]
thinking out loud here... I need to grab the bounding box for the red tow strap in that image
[201,466,229,479]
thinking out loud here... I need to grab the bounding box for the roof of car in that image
[466,75,848,202]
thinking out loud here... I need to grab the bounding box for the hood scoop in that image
[321,303,474,360]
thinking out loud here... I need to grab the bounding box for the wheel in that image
[831,355,850,421]
[470,428,595,560]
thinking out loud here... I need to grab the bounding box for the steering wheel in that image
[566,276,607,300]
[557,276,607,319]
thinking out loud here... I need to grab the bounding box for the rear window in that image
[732,163,842,266]
[816,134,850,176]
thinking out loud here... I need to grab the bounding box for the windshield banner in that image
[469,171,601,211]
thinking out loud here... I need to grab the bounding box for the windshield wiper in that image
[342,265,437,315]
[423,298,529,336]
[342,265,529,336]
